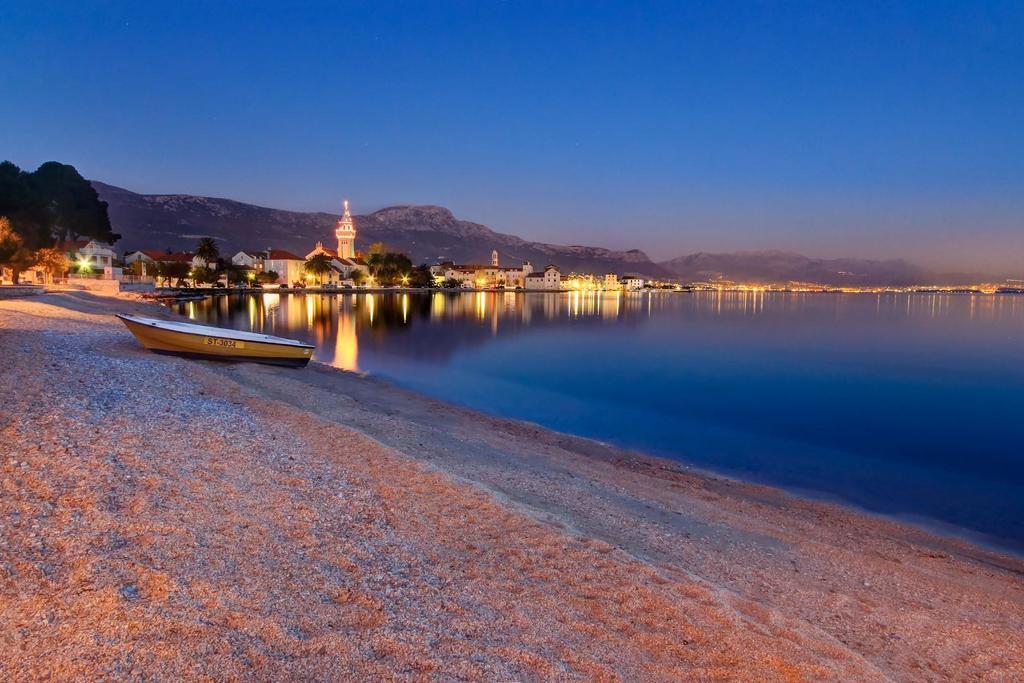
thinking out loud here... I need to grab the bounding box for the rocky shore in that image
[1,291,1022,680]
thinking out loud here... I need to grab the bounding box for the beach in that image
[2,291,1022,680]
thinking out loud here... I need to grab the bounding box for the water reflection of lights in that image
[262,292,280,310]
[305,295,315,328]
[333,310,358,372]
[172,290,1024,377]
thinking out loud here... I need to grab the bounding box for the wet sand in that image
[1,291,1022,680]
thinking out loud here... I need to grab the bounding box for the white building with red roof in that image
[263,249,306,286]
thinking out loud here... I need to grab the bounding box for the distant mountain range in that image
[661,250,949,286]
[93,181,993,285]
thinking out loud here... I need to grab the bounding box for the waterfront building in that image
[125,249,215,275]
[231,251,265,270]
[524,264,562,290]
[603,273,619,290]
[622,275,645,290]
[59,239,118,271]
[263,249,306,285]
[441,259,535,288]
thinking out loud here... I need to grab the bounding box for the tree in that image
[163,261,191,287]
[191,266,219,287]
[364,242,388,272]
[195,237,219,266]
[408,264,434,288]
[28,162,118,244]
[0,161,118,281]
[34,247,69,283]
[0,162,51,253]
[150,261,169,286]
[303,254,333,285]
[367,251,413,285]
[0,216,23,268]
[226,267,252,286]
[350,269,366,286]
[0,217,37,283]
[257,270,279,284]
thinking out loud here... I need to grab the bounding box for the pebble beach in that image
[2,291,1023,680]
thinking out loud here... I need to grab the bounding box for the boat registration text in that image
[205,337,245,349]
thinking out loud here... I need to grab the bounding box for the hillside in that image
[93,182,672,278]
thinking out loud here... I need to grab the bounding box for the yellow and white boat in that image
[116,314,315,367]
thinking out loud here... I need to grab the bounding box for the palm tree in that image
[303,254,333,285]
[195,237,219,267]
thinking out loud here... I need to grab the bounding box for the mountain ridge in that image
[655,250,993,286]
[92,181,674,278]
[92,181,996,285]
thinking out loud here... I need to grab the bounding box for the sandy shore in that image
[1,291,1022,680]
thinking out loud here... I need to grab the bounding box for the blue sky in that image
[2,1,1022,271]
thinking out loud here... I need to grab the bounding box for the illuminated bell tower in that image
[335,199,356,259]
[491,250,499,267]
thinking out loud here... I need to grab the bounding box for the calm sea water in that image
[177,291,1024,552]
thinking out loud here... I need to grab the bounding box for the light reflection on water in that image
[177,291,1024,552]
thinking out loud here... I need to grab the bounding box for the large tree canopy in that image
[303,254,333,284]
[0,160,118,251]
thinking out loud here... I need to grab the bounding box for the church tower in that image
[335,200,356,259]
[491,250,499,267]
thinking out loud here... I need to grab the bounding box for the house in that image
[603,273,619,290]
[59,239,120,277]
[263,249,306,285]
[231,250,265,270]
[524,264,561,290]
[621,275,645,290]
[124,250,196,277]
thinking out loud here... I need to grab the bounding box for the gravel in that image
[1,291,1022,680]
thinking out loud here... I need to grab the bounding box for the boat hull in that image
[117,315,314,367]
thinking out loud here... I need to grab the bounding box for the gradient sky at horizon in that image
[2,1,1022,272]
